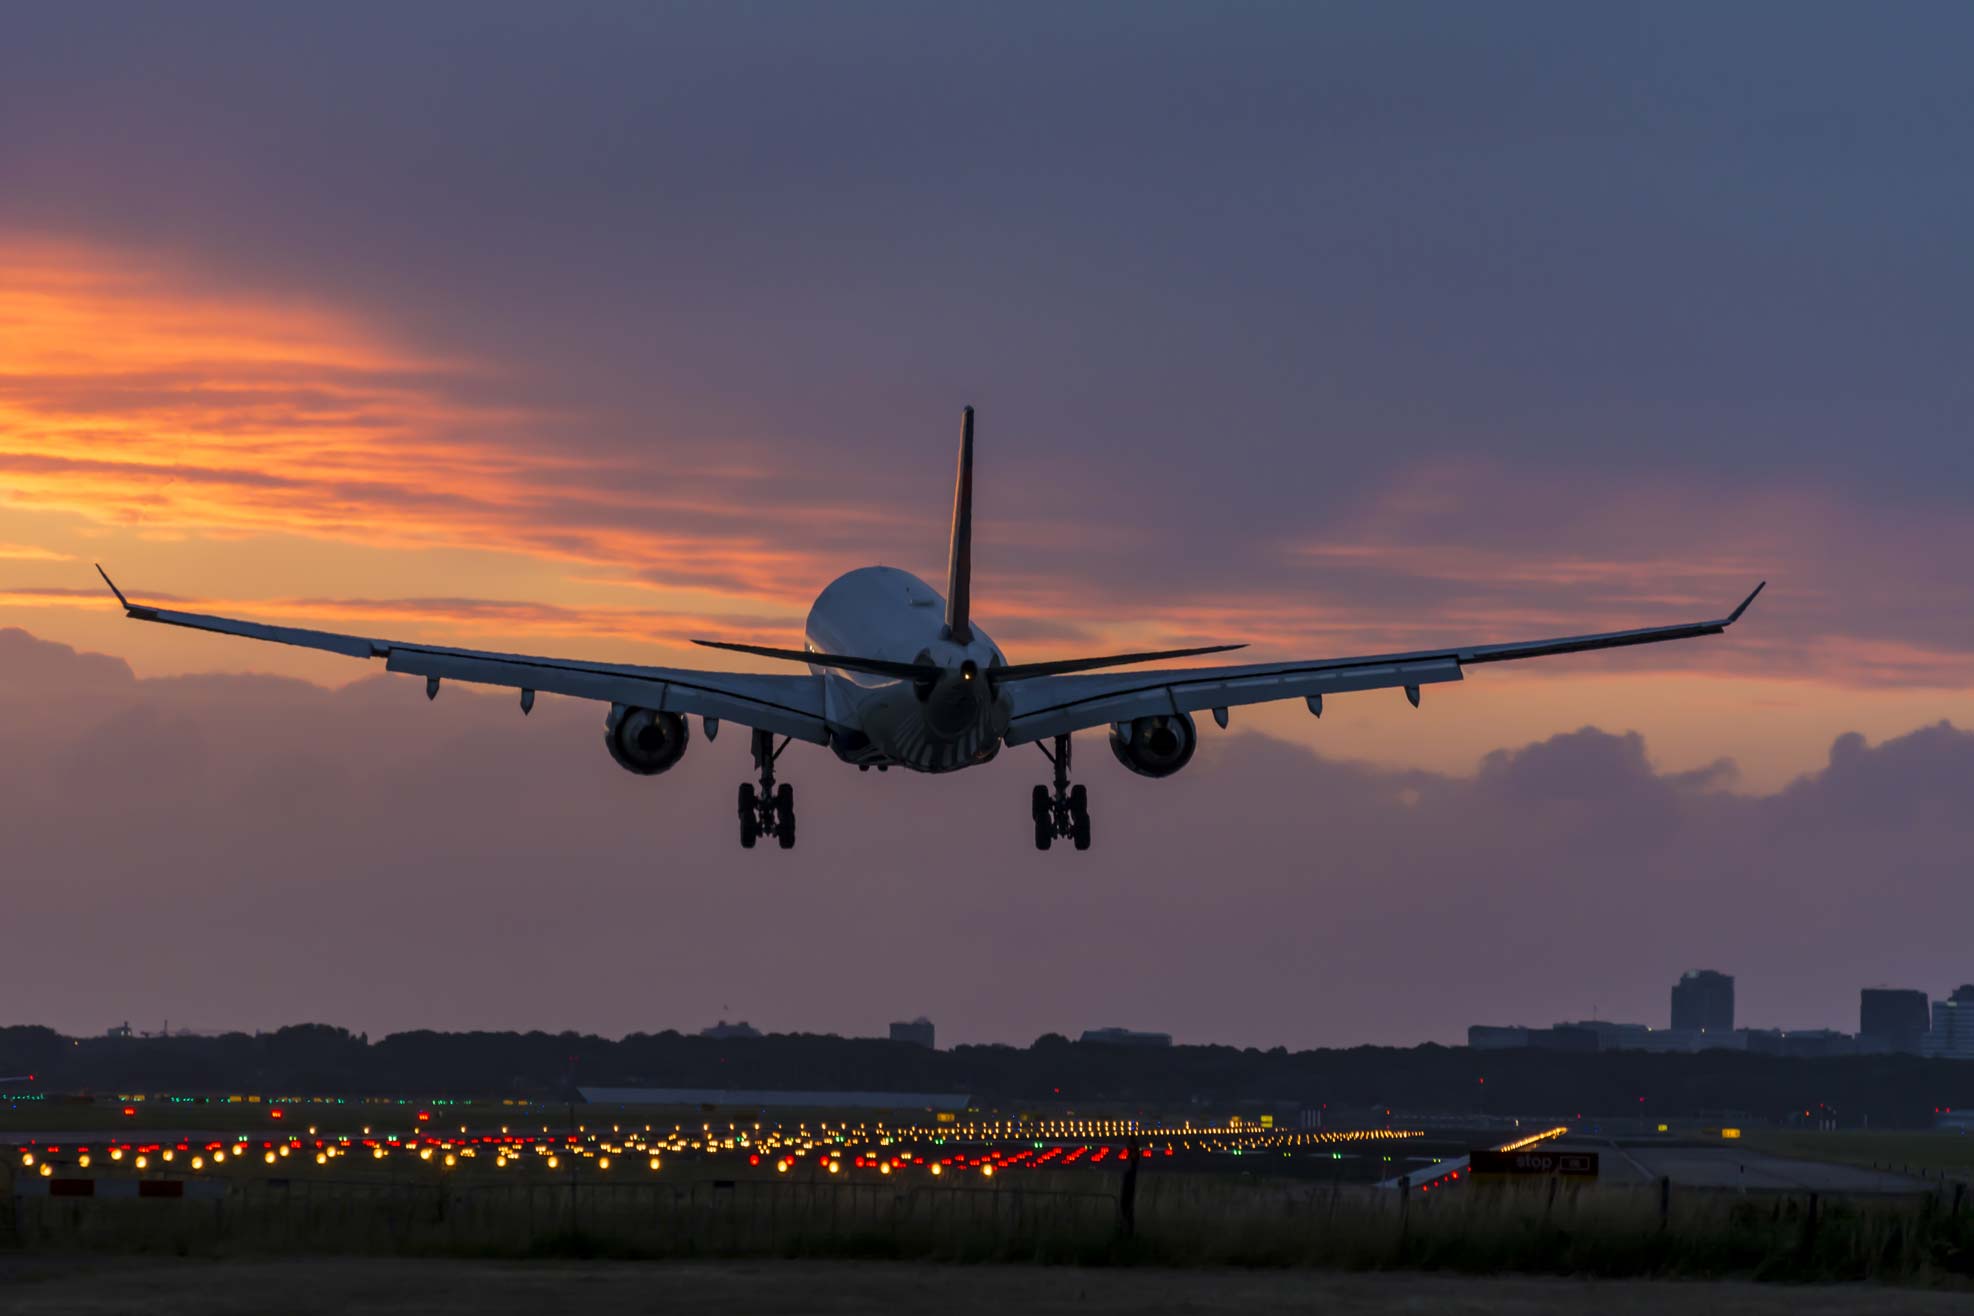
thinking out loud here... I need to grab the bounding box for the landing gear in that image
[739,730,796,850]
[1033,734,1091,851]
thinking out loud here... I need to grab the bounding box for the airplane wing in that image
[94,569,830,744]
[1001,583,1765,746]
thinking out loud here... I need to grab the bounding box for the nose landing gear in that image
[739,729,796,850]
[1032,734,1091,851]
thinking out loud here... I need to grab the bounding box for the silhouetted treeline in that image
[3,1024,1969,1129]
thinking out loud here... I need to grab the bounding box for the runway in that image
[1590,1141,1933,1193]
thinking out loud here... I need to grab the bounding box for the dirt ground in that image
[0,1258,1968,1316]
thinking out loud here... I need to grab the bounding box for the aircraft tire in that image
[738,783,756,819]
[1031,785,1049,822]
[777,816,796,850]
[1071,811,1091,851]
[1034,815,1052,850]
[740,814,759,849]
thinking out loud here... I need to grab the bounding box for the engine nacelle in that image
[604,704,691,776]
[1108,712,1198,779]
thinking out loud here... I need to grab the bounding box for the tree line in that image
[1,1024,1967,1129]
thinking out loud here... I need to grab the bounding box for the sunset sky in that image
[3,4,1970,1046]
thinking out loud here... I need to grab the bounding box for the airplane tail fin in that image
[944,405,974,644]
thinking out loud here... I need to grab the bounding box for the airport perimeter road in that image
[1592,1142,1934,1193]
[0,1259,1967,1316]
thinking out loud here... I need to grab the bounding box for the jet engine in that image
[1107,712,1197,778]
[604,704,690,775]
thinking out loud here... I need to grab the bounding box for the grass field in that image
[4,1158,1970,1283]
[0,1257,1968,1316]
[1746,1133,1974,1182]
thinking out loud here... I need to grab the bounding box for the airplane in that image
[95,407,1764,852]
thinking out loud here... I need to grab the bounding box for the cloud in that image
[5,229,1972,702]
[1,626,1967,1049]
[0,236,847,609]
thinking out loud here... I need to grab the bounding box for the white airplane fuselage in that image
[804,565,1009,772]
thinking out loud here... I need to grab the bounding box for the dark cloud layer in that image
[3,627,1967,1047]
[5,5,1970,521]
[4,5,1971,685]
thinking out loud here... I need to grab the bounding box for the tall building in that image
[889,1018,935,1049]
[1670,970,1734,1033]
[1859,988,1930,1054]
[1923,985,1974,1060]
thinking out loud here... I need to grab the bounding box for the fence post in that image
[1118,1137,1140,1240]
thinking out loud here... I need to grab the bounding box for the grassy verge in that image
[4,1165,1971,1283]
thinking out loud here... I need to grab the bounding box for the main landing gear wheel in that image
[775,782,796,850]
[738,730,796,851]
[1032,734,1092,852]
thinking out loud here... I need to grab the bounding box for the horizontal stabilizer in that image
[692,639,939,682]
[990,642,1246,683]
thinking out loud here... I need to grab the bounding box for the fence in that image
[5,1167,1970,1279]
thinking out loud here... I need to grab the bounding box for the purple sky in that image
[1,4,1970,1045]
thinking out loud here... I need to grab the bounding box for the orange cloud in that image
[2,233,1968,703]
[0,236,836,609]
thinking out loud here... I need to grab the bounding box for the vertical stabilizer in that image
[944,406,975,644]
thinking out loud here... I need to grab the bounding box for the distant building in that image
[1744,1028,1857,1059]
[1859,988,1930,1054]
[1468,1026,1530,1051]
[580,1086,970,1112]
[106,1021,133,1040]
[699,1019,762,1040]
[1556,1021,1655,1051]
[1671,970,1735,1034]
[1923,986,1974,1060]
[1080,1026,1172,1048]
[1468,1023,1663,1053]
[889,1018,935,1049]
[1528,1025,1599,1054]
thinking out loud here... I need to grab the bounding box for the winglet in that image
[1725,581,1766,625]
[95,563,131,610]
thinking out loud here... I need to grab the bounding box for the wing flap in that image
[387,648,828,741]
[1002,585,1762,744]
[1007,657,1462,744]
[98,572,831,744]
